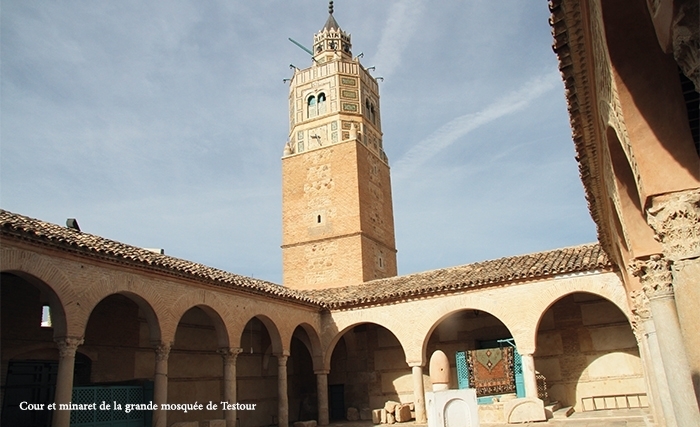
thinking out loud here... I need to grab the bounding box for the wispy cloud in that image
[372,0,426,78]
[392,71,561,181]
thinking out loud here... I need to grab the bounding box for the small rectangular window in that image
[41,305,52,328]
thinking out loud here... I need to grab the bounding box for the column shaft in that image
[220,348,242,427]
[648,293,700,426]
[411,365,427,423]
[520,353,538,399]
[316,371,329,426]
[644,319,676,427]
[277,353,289,427]
[152,343,170,427]
[52,337,83,427]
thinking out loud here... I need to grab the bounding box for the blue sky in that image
[1,0,597,283]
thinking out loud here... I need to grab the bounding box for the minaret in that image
[281,2,397,289]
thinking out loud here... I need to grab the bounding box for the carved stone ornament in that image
[154,343,172,362]
[218,347,243,364]
[630,255,675,300]
[55,337,84,358]
[646,189,700,261]
[629,289,651,321]
[672,1,700,91]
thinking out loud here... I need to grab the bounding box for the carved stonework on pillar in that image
[673,1,700,91]
[55,336,84,358]
[218,347,243,364]
[646,189,700,261]
[630,255,674,300]
[629,289,651,342]
[155,342,171,362]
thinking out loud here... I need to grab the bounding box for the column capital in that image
[153,342,172,362]
[646,188,700,261]
[629,255,674,301]
[407,361,424,368]
[218,347,243,364]
[275,350,290,365]
[314,370,330,375]
[54,336,84,358]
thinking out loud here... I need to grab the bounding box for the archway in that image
[168,306,227,425]
[534,292,644,411]
[237,316,283,427]
[327,323,409,420]
[425,309,519,402]
[288,326,317,423]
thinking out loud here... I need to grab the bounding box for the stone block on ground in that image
[384,400,400,413]
[408,402,414,410]
[504,397,546,423]
[395,404,412,422]
[360,407,372,420]
[372,409,382,424]
[347,407,360,421]
[386,412,396,424]
[293,421,317,427]
[381,408,387,423]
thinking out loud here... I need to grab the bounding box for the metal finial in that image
[329,1,334,14]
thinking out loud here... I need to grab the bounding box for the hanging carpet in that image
[466,346,516,396]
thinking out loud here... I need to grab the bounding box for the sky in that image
[0,0,598,284]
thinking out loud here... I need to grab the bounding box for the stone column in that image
[276,351,290,427]
[409,364,427,423]
[631,290,676,427]
[315,370,329,426]
[52,337,83,427]
[519,353,538,399]
[219,347,243,427]
[152,342,171,427]
[632,256,700,426]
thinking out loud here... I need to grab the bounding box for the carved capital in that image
[672,1,700,91]
[646,189,700,261]
[218,347,243,364]
[154,342,172,362]
[55,337,84,358]
[630,255,674,301]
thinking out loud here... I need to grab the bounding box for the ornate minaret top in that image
[313,1,352,63]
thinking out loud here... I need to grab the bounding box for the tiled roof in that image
[0,210,317,306]
[0,209,611,310]
[304,243,612,309]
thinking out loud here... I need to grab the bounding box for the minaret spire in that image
[328,1,334,15]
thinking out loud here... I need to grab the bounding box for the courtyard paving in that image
[326,408,653,427]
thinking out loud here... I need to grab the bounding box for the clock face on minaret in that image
[281,1,397,290]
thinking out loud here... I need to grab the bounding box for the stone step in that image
[552,406,575,419]
[544,401,562,419]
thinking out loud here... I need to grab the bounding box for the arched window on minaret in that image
[317,93,327,115]
[370,104,376,125]
[308,96,317,119]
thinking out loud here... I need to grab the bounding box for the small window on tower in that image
[41,305,52,328]
[318,93,327,115]
[317,215,322,223]
[308,96,317,119]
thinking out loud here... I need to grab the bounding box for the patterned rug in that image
[466,347,515,396]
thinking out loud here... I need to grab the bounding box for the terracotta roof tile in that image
[304,243,612,309]
[0,210,611,310]
[0,209,316,306]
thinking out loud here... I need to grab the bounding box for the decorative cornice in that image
[646,188,700,261]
